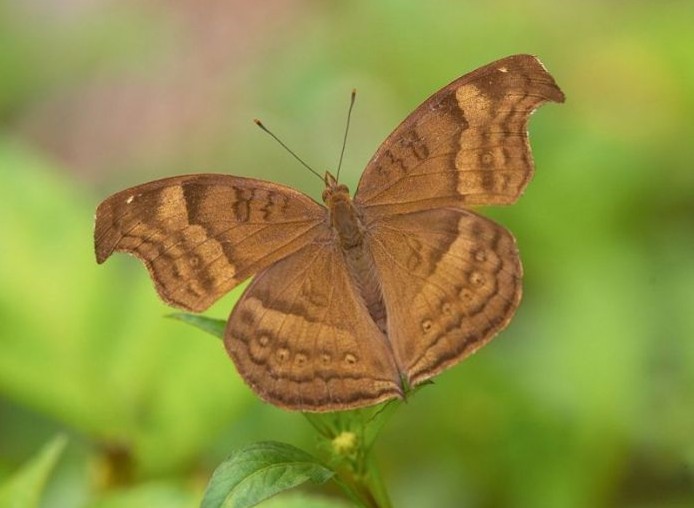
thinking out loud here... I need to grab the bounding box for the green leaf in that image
[168,313,226,340]
[257,492,352,508]
[0,435,67,508]
[201,441,334,508]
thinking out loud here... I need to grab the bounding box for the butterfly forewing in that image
[94,174,326,312]
[354,54,565,218]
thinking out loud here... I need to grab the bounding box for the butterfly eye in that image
[321,189,332,202]
[337,184,350,194]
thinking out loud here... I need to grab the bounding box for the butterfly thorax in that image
[322,173,364,250]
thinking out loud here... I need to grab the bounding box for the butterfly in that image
[94,54,564,412]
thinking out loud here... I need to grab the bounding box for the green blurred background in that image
[1,1,692,507]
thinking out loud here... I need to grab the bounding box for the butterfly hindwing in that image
[225,240,403,411]
[367,207,522,386]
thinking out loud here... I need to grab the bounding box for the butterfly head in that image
[321,171,350,205]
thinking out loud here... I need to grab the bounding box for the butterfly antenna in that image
[254,119,323,181]
[335,88,356,183]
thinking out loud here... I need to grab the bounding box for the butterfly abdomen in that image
[327,188,389,336]
[342,244,388,335]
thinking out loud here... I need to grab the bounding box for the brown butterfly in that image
[94,54,564,412]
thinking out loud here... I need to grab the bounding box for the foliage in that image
[1,1,693,507]
[200,441,334,508]
[0,436,66,508]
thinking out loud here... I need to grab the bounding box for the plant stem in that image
[333,451,392,508]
